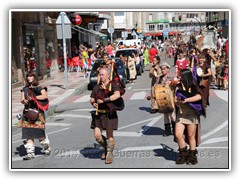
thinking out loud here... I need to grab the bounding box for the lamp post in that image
[193,17,202,35]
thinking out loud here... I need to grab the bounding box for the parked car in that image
[115,39,141,49]
[115,48,144,76]
[88,58,127,90]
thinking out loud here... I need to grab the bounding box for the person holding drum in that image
[149,56,162,113]
[197,54,212,108]
[174,69,205,165]
[158,62,176,137]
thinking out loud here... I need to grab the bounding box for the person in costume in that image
[19,71,51,160]
[174,69,205,165]
[90,67,124,164]
[197,54,212,108]
[158,62,176,137]
[149,56,162,113]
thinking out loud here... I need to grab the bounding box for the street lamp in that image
[193,17,202,35]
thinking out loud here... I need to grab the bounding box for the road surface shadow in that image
[14,145,43,157]
[153,143,178,161]
[138,106,151,113]
[141,125,164,135]
[80,145,103,159]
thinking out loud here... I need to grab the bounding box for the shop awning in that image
[72,25,107,37]
[145,32,163,36]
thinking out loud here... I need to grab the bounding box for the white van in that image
[116,39,141,49]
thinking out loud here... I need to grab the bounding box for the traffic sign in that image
[56,12,72,39]
[108,26,114,34]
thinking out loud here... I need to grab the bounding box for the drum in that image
[154,84,174,113]
[197,67,203,76]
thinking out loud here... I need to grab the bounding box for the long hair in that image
[180,68,193,92]
[25,71,39,87]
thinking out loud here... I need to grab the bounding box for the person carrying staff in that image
[90,67,124,164]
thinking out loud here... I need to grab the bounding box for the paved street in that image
[11,56,229,169]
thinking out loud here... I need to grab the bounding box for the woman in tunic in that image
[174,69,205,165]
[20,71,51,160]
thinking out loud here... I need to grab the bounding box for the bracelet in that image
[104,97,111,102]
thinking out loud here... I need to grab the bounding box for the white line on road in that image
[46,123,72,127]
[132,88,151,91]
[127,87,132,90]
[201,137,228,145]
[118,116,163,130]
[201,120,228,141]
[130,91,147,100]
[139,117,162,134]
[54,114,91,119]
[213,90,228,102]
[74,95,90,103]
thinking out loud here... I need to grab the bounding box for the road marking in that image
[120,145,164,151]
[118,116,162,130]
[46,123,72,127]
[201,137,228,145]
[71,109,95,112]
[130,91,147,100]
[74,95,90,102]
[213,90,228,102]
[127,87,132,90]
[132,88,151,91]
[139,117,161,134]
[102,131,142,137]
[201,120,228,140]
[54,114,91,119]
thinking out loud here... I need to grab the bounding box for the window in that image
[157,24,163,30]
[149,14,153,21]
[165,24,168,28]
[149,25,155,31]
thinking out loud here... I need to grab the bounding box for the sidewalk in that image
[11,71,89,126]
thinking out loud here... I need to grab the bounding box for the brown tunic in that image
[90,82,120,130]
[197,63,211,108]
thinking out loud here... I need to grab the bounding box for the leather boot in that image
[96,135,107,160]
[176,146,188,164]
[186,149,198,165]
[105,138,115,164]
[163,123,172,136]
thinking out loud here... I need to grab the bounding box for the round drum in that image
[197,67,203,76]
[154,84,174,113]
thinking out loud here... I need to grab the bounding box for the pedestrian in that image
[197,54,212,108]
[223,61,229,90]
[158,62,176,136]
[143,46,150,67]
[19,71,51,160]
[149,56,162,113]
[175,51,189,78]
[90,67,124,164]
[174,69,205,165]
[148,45,158,63]
[127,51,137,84]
